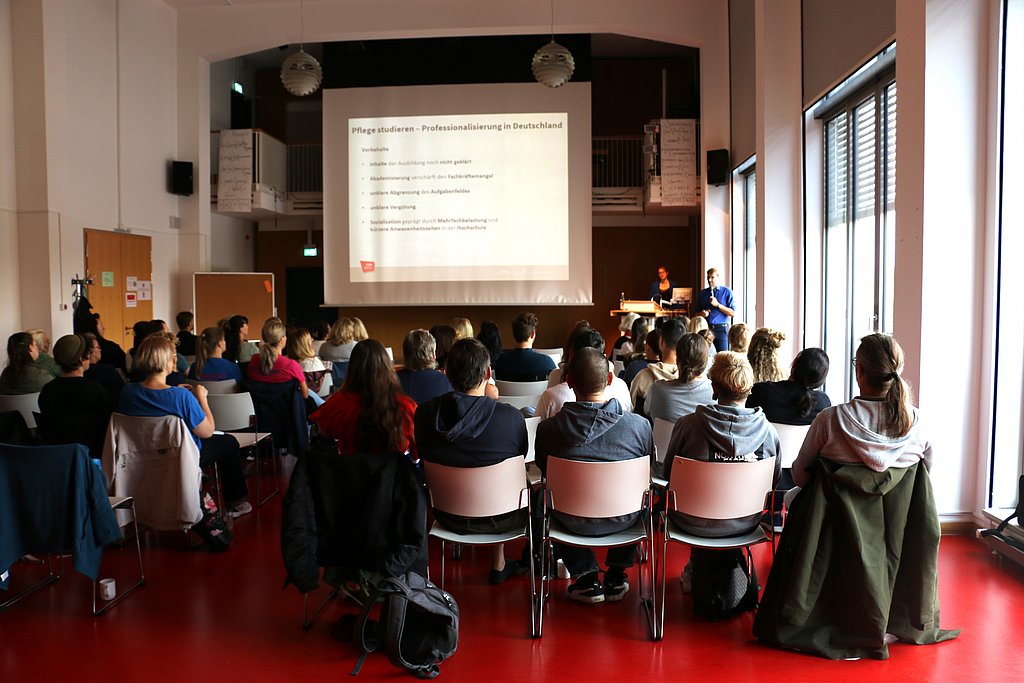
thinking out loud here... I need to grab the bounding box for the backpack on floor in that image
[352,571,459,679]
[690,547,758,620]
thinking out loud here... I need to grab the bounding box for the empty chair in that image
[653,418,675,467]
[423,456,536,636]
[206,392,277,505]
[770,422,811,469]
[198,379,241,394]
[537,456,656,639]
[533,348,563,366]
[657,455,776,638]
[0,392,41,430]
[495,379,548,396]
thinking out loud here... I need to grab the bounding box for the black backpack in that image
[352,572,459,679]
[690,547,759,620]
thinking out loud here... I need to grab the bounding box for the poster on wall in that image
[660,119,697,206]
[217,129,253,212]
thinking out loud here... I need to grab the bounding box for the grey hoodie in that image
[791,397,931,488]
[664,402,781,537]
[534,398,653,476]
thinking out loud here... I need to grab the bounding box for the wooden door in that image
[84,230,153,350]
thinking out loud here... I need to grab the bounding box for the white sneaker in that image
[556,559,571,580]
[229,501,253,518]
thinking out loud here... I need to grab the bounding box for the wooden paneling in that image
[256,224,700,354]
[84,230,153,349]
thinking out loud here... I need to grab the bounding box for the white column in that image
[754,0,803,358]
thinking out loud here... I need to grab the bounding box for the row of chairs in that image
[421,453,778,640]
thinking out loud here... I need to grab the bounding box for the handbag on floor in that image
[190,491,233,552]
[351,571,459,679]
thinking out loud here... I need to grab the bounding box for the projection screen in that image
[322,82,592,306]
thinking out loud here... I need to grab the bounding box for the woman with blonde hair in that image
[118,333,251,518]
[747,327,786,383]
[311,339,417,459]
[319,317,369,363]
[286,327,331,395]
[451,317,474,340]
[245,318,310,400]
[188,326,243,382]
[686,316,709,334]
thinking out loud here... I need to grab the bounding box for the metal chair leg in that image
[303,587,340,630]
[0,554,63,612]
[94,497,146,616]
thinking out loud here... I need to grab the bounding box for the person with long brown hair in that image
[791,334,928,487]
[311,339,416,459]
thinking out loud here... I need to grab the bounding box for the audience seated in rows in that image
[74,308,127,373]
[311,339,416,459]
[646,332,714,423]
[535,327,632,420]
[475,320,503,371]
[37,334,112,459]
[747,327,786,383]
[318,317,367,364]
[494,312,556,382]
[118,333,251,518]
[535,347,654,604]
[189,326,244,382]
[415,337,529,584]
[222,314,251,364]
[246,318,310,399]
[397,329,453,405]
[629,319,686,414]
[0,332,52,395]
[310,320,330,355]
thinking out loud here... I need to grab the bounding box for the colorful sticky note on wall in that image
[263,279,273,293]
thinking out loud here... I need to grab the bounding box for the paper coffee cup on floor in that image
[99,578,116,600]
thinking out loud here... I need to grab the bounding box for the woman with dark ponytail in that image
[188,327,242,382]
[791,334,928,487]
[747,347,831,425]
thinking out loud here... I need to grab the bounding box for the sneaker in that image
[489,559,527,585]
[603,575,630,602]
[679,561,693,594]
[556,559,571,580]
[229,501,253,518]
[566,573,604,604]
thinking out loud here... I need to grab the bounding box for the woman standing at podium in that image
[649,265,678,304]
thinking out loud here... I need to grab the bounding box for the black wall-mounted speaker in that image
[170,161,193,196]
[706,149,730,186]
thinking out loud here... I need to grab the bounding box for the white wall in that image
[0,0,21,335]
[211,213,255,272]
[173,0,734,302]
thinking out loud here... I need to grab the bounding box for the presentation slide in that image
[349,112,568,282]
[323,83,593,306]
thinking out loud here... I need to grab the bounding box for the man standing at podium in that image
[695,267,735,352]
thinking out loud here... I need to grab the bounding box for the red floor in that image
[3,465,1023,682]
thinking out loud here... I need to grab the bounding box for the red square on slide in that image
[360,260,375,273]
